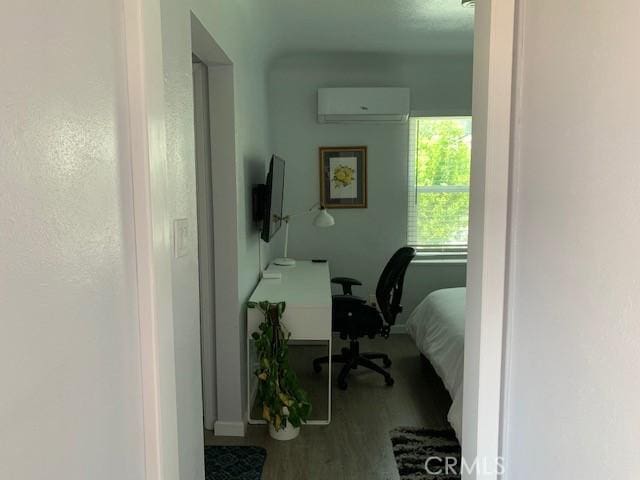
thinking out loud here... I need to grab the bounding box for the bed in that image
[406,287,466,440]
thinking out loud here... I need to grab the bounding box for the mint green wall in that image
[268,54,471,324]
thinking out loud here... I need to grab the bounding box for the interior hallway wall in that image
[0,2,145,478]
[503,1,640,478]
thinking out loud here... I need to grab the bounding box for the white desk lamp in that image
[273,204,335,267]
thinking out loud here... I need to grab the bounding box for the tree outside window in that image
[409,117,472,248]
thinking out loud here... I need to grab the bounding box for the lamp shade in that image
[313,208,335,228]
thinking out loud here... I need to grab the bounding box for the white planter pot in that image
[268,422,300,441]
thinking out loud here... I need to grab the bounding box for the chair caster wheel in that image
[383,357,392,368]
[338,380,348,390]
[385,376,395,386]
[313,363,322,374]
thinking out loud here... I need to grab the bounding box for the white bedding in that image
[406,287,466,440]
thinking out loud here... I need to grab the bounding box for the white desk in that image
[246,261,332,425]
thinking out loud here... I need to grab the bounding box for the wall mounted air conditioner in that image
[317,87,410,124]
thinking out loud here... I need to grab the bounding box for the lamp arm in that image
[275,202,322,223]
[272,203,332,265]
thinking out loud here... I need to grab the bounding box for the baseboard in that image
[213,420,246,437]
[390,324,408,334]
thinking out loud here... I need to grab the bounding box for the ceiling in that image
[265,0,474,57]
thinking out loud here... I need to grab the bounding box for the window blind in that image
[407,118,420,245]
[407,117,472,252]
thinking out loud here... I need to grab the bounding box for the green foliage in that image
[248,301,312,431]
[414,118,471,245]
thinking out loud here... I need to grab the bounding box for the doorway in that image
[190,13,243,437]
[125,3,517,479]
[192,56,217,431]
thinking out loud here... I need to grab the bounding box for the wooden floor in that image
[205,334,452,480]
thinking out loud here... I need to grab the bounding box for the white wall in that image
[503,1,640,478]
[0,2,145,479]
[157,1,275,477]
[268,54,471,321]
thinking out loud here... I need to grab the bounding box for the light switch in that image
[174,218,189,258]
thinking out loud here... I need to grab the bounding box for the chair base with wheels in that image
[313,340,394,390]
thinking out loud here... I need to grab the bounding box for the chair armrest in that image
[331,277,363,295]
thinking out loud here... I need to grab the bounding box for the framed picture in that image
[319,146,367,208]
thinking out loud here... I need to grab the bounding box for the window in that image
[407,117,472,256]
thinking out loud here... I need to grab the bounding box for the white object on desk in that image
[247,261,332,425]
[261,270,282,280]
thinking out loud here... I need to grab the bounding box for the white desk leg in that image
[246,337,252,425]
[301,337,332,426]
[327,336,332,423]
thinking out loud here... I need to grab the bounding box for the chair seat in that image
[332,294,367,305]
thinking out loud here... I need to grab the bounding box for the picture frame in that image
[319,146,367,209]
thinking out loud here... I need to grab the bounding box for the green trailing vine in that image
[248,300,312,431]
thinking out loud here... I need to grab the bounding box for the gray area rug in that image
[204,446,266,480]
[390,427,461,480]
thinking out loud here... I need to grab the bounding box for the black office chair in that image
[313,247,416,390]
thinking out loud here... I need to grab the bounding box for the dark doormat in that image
[204,445,267,480]
[390,427,461,480]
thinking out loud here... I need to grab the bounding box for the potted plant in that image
[249,301,312,440]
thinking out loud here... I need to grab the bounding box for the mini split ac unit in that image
[317,87,410,124]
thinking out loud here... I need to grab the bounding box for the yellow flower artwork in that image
[320,146,367,208]
[332,164,355,188]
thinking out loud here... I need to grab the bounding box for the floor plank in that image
[205,334,452,480]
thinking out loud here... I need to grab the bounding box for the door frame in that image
[190,13,241,435]
[123,0,519,478]
[122,0,180,478]
[462,1,517,479]
[191,59,217,431]
[189,13,243,438]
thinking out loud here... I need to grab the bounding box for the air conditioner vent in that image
[318,88,410,124]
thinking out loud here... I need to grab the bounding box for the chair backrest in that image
[375,247,416,326]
